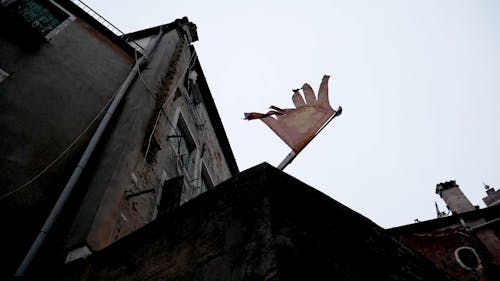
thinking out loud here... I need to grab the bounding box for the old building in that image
[3,1,499,281]
[0,0,237,277]
[390,181,500,281]
[61,163,455,281]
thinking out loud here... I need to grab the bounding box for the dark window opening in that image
[158,176,183,217]
[11,0,69,36]
[200,165,213,193]
[1,0,69,50]
[456,247,480,270]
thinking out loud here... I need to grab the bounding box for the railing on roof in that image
[69,0,144,51]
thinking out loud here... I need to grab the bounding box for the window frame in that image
[175,114,196,168]
[43,0,75,40]
[200,163,214,193]
[6,0,74,41]
[169,110,198,175]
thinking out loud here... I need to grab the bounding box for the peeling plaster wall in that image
[66,25,235,254]
[0,14,133,277]
[1,5,235,275]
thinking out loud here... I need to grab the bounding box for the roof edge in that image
[54,0,138,57]
[190,47,239,175]
[389,203,500,234]
[127,17,198,44]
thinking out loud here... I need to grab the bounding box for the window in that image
[454,246,481,271]
[170,114,196,171]
[157,176,184,217]
[183,71,206,129]
[9,0,69,37]
[200,165,213,193]
[186,70,202,105]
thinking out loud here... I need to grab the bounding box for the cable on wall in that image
[0,88,120,200]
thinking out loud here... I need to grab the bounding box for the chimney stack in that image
[435,180,475,214]
[483,184,500,207]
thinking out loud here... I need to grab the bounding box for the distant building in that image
[483,184,500,208]
[0,0,237,277]
[390,181,500,281]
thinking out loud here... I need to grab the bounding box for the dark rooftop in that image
[63,163,454,281]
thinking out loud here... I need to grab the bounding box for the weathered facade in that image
[3,1,498,281]
[390,181,500,281]
[0,0,237,277]
[62,163,455,281]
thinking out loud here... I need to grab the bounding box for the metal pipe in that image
[126,188,156,200]
[470,217,500,231]
[15,28,165,277]
[277,151,297,170]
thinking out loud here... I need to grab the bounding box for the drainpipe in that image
[15,28,165,277]
[458,217,492,278]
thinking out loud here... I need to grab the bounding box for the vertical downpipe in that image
[15,28,165,277]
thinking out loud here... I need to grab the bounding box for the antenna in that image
[435,202,446,218]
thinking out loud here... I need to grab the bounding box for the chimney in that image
[175,17,198,44]
[482,184,500,207]
[435,180,475,214]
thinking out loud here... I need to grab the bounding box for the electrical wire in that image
[0,46,160,201]
[3,47,199,200]
[0,88,121,200]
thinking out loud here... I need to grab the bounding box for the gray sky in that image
[83,0,500,228]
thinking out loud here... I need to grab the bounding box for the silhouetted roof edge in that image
[126,17,198,42]
[389,204,500,234]
[63,162,454,281]
[54,0,138,58]
[189,46,239,175]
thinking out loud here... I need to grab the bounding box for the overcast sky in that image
[83,0,500,228]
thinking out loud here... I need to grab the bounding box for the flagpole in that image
[277,107,341,170]
[277,151,297,170]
